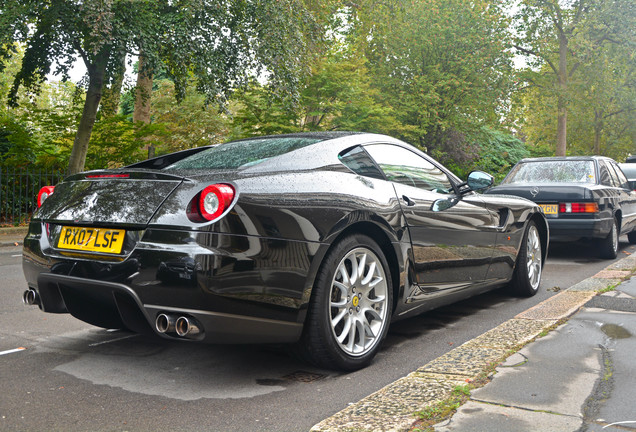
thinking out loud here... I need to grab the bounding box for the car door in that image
[608,160,636,234]
[363,143,497,299]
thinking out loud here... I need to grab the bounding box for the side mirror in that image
[466,171,494,192]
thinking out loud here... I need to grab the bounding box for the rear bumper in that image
[33,273,303,343]
[547,216,612,241]
[22,223,318,344]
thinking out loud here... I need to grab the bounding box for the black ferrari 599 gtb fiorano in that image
[22,132,548,370]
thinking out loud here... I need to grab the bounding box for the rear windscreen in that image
[503,160,596,184]
[164,137,323,170]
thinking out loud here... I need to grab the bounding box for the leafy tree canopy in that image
[0,0,324,173]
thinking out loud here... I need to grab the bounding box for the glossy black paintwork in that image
[23,132,547,343]
[487,156,636,241]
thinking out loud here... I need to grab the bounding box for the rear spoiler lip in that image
[124,145,216,170]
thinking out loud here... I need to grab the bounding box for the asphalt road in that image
[1,238,634,432]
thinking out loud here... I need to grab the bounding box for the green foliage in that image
[0,112,36,165]
[230,82,302,139]
[512,0,635,156]
[429,127,530,182]
[471,128,530,182]
[149,79,230,154]
[230,44,402,139]
[517,39,635,161]
[353,0,514,155]
[0,0,324,173]
[84,116,162,169]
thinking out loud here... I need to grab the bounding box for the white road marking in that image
[88,334,138,347]
[0,347,26,356]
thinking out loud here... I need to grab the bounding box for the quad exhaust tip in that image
[175,316,201,338]
[22,289,39,306]
[155,313,202,339]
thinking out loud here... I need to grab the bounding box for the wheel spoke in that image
[356,253,367,281]
[336,317,352,344]
[331,308,347,327]
[360,261,376,285]
[337,265,351,288]
[355,320,366,352]
[346,320,357,352]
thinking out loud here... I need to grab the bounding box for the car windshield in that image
[503,160,596,184]
[164,137,323,170]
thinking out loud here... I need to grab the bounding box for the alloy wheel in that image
[329,247,389,357]
[526,225,542,291]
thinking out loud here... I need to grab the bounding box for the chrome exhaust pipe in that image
[175,316,202,338]
[155,313,177,334]
[22,289,39,306]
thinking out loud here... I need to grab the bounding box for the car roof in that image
[230,131,364,143]
[516,156,614,163]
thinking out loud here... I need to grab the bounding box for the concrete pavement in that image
[312,255,636,432]
[0,227,26,247]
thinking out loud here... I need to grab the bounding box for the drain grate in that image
[282,370,326,383]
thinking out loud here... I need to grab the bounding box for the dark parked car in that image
[22,132,548,370]
[619,163,636,191]
[487,156,636,259]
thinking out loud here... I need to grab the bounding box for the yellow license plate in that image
[539,204,558,215]
[58,227,125,254]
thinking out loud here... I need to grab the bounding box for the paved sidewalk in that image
[433,278,636,432]
[0,227,27,247]
[312,255,636,432]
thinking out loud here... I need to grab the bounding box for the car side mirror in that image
[466,171,494,192]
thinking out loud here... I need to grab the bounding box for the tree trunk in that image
[133,53,153,124]
[593,109,603,154]
[133,53,154,158]
[555,33,568,157]
[68,55,108,175]
[101,53,126,117]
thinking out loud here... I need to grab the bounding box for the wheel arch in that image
[614,209,623,232]
[298,219,404,325]
[530,213,550,264]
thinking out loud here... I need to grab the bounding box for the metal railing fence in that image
[0,165,67,226]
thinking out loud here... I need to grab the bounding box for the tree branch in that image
[514,45,558,75]
[604,107,636,119]
[72,39,91,73]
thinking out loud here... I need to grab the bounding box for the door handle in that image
[402,195,416,206]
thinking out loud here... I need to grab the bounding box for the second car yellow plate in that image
[538,204,558,215]
[57,226,125,254]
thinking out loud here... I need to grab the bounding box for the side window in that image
[610,162,629,189]
[338,146,385,180]
[599,162,613,187]
[364,144,454,194]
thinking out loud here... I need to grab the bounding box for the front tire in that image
[511,221,542,297]
[599,218,619,259]
[297,234,392,371]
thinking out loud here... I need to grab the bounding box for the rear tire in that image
[511,221,542,297]
[599,218,619,259]
[296,234,392,371]
[627,231,636,245]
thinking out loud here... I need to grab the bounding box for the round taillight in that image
[195,184,235,221]
[37,186,55,208]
